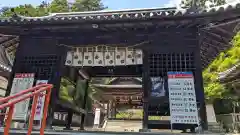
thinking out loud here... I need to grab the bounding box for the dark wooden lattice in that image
[18,55,59,81]
[147,52,195,116]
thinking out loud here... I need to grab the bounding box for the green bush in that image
[203,33,240,102]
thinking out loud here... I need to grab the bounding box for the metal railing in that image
[0,84,53,135]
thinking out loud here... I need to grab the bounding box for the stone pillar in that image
[93,108,101,128]
[112,102,116,118]
[109,100,113,119]
[107,102,110,118]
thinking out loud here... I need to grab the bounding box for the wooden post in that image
[80,80,89,130]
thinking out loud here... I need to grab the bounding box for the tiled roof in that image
[0,1,239,24]
[0,35,15,73]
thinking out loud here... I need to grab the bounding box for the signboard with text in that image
[168,72,199,125]
[34,80,48,121]
[9,73,35,121]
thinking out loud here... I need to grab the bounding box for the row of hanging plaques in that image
[65,47,143,66]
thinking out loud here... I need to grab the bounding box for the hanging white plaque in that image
[65,51,73,66]
[126,50,135,65]
[104,52,115,66]
[115,50,126,65]
[94,52,104,66]
[9,73,35,121]
[65,47,143,67]
[168,72,199,125]
[72,48,83,67]
[135,49,143,65]
[83,52,93,66]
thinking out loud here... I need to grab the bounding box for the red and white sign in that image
[34,80,48,121]
[9,73,35,121]
[168,72,199,125]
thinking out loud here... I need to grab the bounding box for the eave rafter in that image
[199,17,240,69]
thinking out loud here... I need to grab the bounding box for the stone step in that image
[208,123,225,133]
[105,120,142,132]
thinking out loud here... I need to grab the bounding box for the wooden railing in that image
[0,84,53,135]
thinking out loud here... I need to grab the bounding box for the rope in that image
[57,40,150,50]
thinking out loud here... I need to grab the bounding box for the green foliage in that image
[203,33,240,102]
[1,4,49,17]
[72,0,106,12]
[49,0,69,13]
[59,78,75,103]
[181,0,225,8]
[0,0,106,17]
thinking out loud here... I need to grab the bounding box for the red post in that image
[27,93,39,135]
[0,84,53,135]
[4,105,14,135]
[40,88,52,135]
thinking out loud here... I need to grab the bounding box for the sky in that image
[0,0,182,9]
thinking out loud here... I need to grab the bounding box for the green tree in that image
[49,0,69,13]
[0,0,106,17]
[203,33,240,102]
[71,0,106,12]
[181,0,226,8]
[0,4,49,17]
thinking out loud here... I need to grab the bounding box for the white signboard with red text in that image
[168,72,199,125]
[34,80,48,121]
[9,73,35,121]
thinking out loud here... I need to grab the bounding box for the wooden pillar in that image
[80,80,89,130]
[64,67,75,130]
[64,110,73,130]
[196,31,208,129]
[142,50,150,130]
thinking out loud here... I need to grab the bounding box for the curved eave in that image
[0,2,239,26]
[200,19,240,69]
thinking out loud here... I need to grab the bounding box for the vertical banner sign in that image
[34,80,48,121]
[94,108,101,125]
[9,73,35,121]
[168,72,199,124]
[151,77,165,97]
